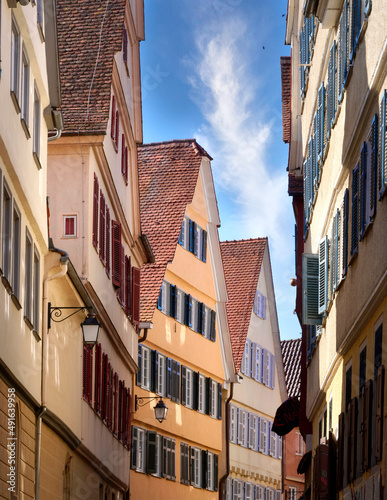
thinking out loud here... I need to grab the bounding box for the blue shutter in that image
[136,345,142,386]
[351,0,361,61]
[351,164,360,257]
[300,27,305,96]
[303,159,309,229]
[157,285,162,310]
[302,253,322,325]
[338,1,349,101]
[359,142,367,239]
[166,357,172,398]
[327,42,337,138]
[318,236,329,315]
[317,83,326,165]
[193,223,199,257]
[170,284,176,317]
[181,366,187,406]
[378,91,387,198]
[201,230,207,262]
[189,219,195,253]
[178,220,184,245]
[308,140,314,205]
[210,310,216,342]
[370,114,378,219]
[342,189,349,277]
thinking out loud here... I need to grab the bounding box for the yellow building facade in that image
[285,0,387,497]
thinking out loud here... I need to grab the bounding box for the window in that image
[359,343,367,391]
[2,182,12,283]
[63,215,77,238]
[270,423,277,457]
[248,414,259,451]
[181,366,193,409]
[254,291,266,319]
[318,236,329,314]
[111,220,121,288]
[24,230,33,323]
[156,352,166,397]
[191,297,198,332]
[137,344,151,390]
[33,246,40,332]
[147,431,162,477]
[327,41,337,139]
[206,452,217,491]
[256,486,264,500]
[198,373,206,414]
[11,18,20,106]
[374,320,383,378]
[162,436,175,480]
[178,216,207,262]
[245,482,254,500]
[253,343,262,381]
[238,409,248,447]
[209,379,218,419]
[21,47,29,129]
[241,339,251,376]
[345,362,352,407]
[131,427,146,472]
[299,15,316,98]
[99,191,106,264]
[295,431,304,455]
[379,91,387,198]
[33,85,41,166]
[289,486,297,500]
[180,442,189,485]
[232,479,243,500]
[121,134,128,182]
[260,419,268,454]
[190,447,202,488]
[338,0,349,101]
[229,405,238,443]
[175,287,185,323]
[12,203,21,300]
[37,0,45,39]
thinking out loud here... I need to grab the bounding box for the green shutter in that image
[351,164,360,256]
[318,236,329,315]
[302,253,322,325]
[146,431,157,474]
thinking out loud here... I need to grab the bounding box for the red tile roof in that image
[280,56,291,144]
[138,140,211,321]
[220,238,267,373]
[57,0,126,134]
[281,338,301,398]
[288,172,303,196]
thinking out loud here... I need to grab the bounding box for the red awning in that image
[272,396,300,436]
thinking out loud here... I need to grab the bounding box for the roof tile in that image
[281,338,301,398]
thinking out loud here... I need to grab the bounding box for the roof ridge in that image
[220,237,268,244]
[139,139,212,160]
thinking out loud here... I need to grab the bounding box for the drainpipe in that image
[36,247,69,500]
[219,381,234,499]
[138,322,153,343]
[47,128,62,142]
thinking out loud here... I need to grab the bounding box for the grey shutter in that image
[151,350,157,393]
[318,236,329,314]
[217,383,222,420]
[193,371,199,411]
[214,454,218,492]
[359,142,367,239]
[351,164,360,256]
[302,253,322,325]
[189,447,195,485]
[370,114,378,220]
[181,366,187,406]
[378,90,387,198]
[202,230,207,262]
[136,345,142,387]
[202,450,208,489]
[210,310,216,342]
[342,189,349,277]
[338,1,348,101]
[146,431,157,474]
[317,83,326,165]
[170,284,176,317]
[166,357,172,398]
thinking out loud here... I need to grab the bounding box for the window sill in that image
[10,90,21,114]
[11,293,22,311]
[33,151,42,170]
[24,315,34,331]
[32,329,41,342]
[1,275,13,294]
[21,118,31,139]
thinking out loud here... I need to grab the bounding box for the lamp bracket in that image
[48,302,92,330]
[135,395,163,412]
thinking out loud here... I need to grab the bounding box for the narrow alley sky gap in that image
[140,0,298,341]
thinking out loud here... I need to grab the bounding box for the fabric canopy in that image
[272,396,300,436]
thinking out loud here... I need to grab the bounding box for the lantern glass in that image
[81,315,100,347]
[154,399,168,423]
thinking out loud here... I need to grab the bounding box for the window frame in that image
[21,45,30,131]
[33,83,41,168]
[11,16,21,108]
[63,215,77,238]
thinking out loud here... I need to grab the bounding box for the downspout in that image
[219,381,234,499]
[36,247,69,500]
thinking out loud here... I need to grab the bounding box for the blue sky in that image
[140,0,299,341]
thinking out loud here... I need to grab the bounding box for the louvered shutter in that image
[351,0,361,60]
[124,146,128,183]
[123,27,128,64]
[118,380,123,441]
[146,431,157,474]
[359,142,368,239]
[214,454,218,492]
[170,284,176,318]
[125,256,131,317]
[101,353,108,420]
[327,42,336,137]
[378,91,387,198]
[303,159,309,227]
[107,362,112,429]
[375,365,384,462]
[93,174,99,249]
[126,390,132,448]
[184,294,191,326]
[110,96,116,139]
[113,372,118,435]
[151,350,157,393]
[361,379,372,471]
[136,344,142,387]
[202,230,207,262]
[121,134,126,176]
[99,191,106,262]
[193,371,199,411]
[319,236,329,313]
[351,164,360,256]
[181,366,187,406]
[210,310,216,342]
[217,383,222,420]
[82,344,88,399]
[370,114,378,219]
[202,450,208,489]
[206,377,211,416]
[131,267,140,326]
[121,384,127,445]
[332,212,339,292]
[338,1,348,101]
[189,219,195,253]
[87,347,93,403]
[349,397,358,483]
[94,343,101,413]
[337,412,345,491]
[106,207,110,277]
[197,302,203,334]
[299,27,305,96]
[131,427,137,469]
[342,189,349,277]
[115,111,119,150]
[302,253,322,324]
[317,83,326,165]
[190,447,195,485]
[111,221,121,288]
[166,357,172,398]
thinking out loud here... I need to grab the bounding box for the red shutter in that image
[113,372,119,436]
[109,366,114,430]
[122,386,127,445]
[83,344,88,399]
[115,111,120,150]
[376,365,385,462]
[111,221,121,288]
[106,207,110,277]
[126,390,132,448]
[94,343,101,413]
[131,267,141,326]
[121,134,126,176]
[123,27,128,64]
[124,146,128,182]
[111,96,116,139]
[87,347,93,404]
[93,174,99,249]
[99,191,106,263]
[120,245,125,306]
[125,256,131,317]
[107,362,111,429]
[101,353,108,420]
[118,380,124,441]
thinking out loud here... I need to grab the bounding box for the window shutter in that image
[327,43,336,137]
[94,343,101,413]
[125,256,131,317]
[121,386,127,445]
[126,389,132,448]
[193,371,199,411]
[193,223,199,257]
[99,191,106,262]
[146,431,157,474]
[119,244,125,305]
[110,96,116,139]
[190,447,195,485]
[361,379,372,471]
[123,27,128,64]
[131,427,137,469]
[87,348,93,403]
[131,267,141,326]
[338,1,348,101]
[331,212,339,293]
[312,114,319,187]
[210,310,216,342]
[303,159,310,227]
[270,354,275,389]
[302,253,322,325]
[115,111,119,150]
[342,189,349,277]
[217,383,222,420]
[202,450,208,489]
[181,366,187,406]
[107,363,112,430]
[170,284,176,318]
[351,164,360,257]
[206,377,211,416]
[348,397,358,483]
[111,221,121,288]
[101,353,108,420]
[214,454,218,492]
[151,350,157,393]
[157,286,162,311]
[370,114,378,219]
[299,27,305,96]
[136,345,142,387]
[317,83,326,165]
[93,174,99,249]
[318,237,329,314]
[375,364,384,462]
[201,230,207,262]
[184,293,191,326]
[166,357,172,399]
[189,219,195,253]
[105,207,110,277]
[118,380,123,441]
[359,142,367,239]
[337,412,345,491]
[121,134,126,176]
[82,344,88,399]
[351,0,361,60]
[378,90,387,198]
[197,302,203,334]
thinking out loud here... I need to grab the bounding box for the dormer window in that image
[254,291,266,319]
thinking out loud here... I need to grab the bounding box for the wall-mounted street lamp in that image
[135,395,168,423]
[48,302,101,348]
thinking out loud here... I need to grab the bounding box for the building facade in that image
[284,0,387,497]
[131,139,236,499]
[0,0,61,498]
[221,239,287,500]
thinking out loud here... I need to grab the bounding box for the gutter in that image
[219,381,234,498]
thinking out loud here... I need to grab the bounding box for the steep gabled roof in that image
[220,238,267,372]
[57,0,126,133]
[138,140,211,321]
[281,338,301,398]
